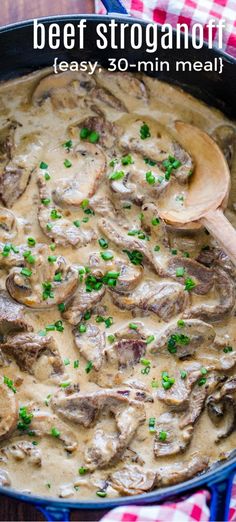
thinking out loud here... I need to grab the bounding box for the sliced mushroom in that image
[97,70,148,104]
[154,412,193,457]
[206,377,236,441]
[0,207,18,241]
[52,141,106,206]
[0,377,18,441]
[32,71,95,108]
[30,412,78,452]
[6,244,78,308]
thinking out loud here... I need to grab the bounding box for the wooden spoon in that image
[157,121,236,264]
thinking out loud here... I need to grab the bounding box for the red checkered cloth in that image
[95,3,236,521]
[95,0,236,57]
[99,485,236,521]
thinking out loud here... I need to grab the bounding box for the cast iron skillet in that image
[0,1,236,520]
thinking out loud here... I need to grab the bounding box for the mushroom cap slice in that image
[32,71,95,107]
[0,378,18,441]
[6,245,78,308]
[0,207,18,242]
[52,142,106,207]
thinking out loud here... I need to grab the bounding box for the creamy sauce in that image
[0,67,236,500]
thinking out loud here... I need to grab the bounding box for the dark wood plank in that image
[0,0,94,26]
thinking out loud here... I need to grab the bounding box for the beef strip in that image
[150,319,215,359]
[186,268,235,322]
[109,465,156,495]
[51,389,145,469]
[0,378,18,441]
[206,377,236,440]
[1,332,64,375]
[74,323,106,371]
[0,133,43,207]
[37,175,96,247]
[69,115,120,149]
[157,456,209,487]
[119,116,193,183]
[62,284,106,326]
[167,257,213,295]
[111,339,147,369]
[0,121,17,165]
[154,412,193,457]
[98,218,164,275]
[89,86,127,112]
[111,280,189,321]
[30,412,78,452]
[0,290,31,337]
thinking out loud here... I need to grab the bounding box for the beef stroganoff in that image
[0,68,236,499]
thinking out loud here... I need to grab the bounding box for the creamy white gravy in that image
[0,67,236,500]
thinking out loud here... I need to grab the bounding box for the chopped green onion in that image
[27,237,36,247]
[100,251,113,261]
[40,161,48,169]
[140,122,151,139]
[79,467,87,475]
[99,237,108,249]
[78,324,87,333]
[41,198,51,206]
[89,131,100,143]
[159,430,167,441]
[85,361,93,374]
[129,323,138,330]
[176,267,185,277]
[64,159,72,168]
[121,154,134,165]
[109,170,125,181]
[184,278,196,292]
[151,217,160,226]
[54,272,62,282]
[145,171,156,185]
[58,302,65,312]
[73,220,80,228]
[51,427,60,438]
[21,267,32,277]
[4,375,16,393]
[146,335,155,345]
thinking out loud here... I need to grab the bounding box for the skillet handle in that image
[100,0,129,15]
[36,505,70,521]
[208,472,235,522]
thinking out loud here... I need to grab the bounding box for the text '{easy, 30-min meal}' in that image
[0,68,236,499]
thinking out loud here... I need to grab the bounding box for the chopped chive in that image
[51,427,60,438]
[109,170,125,181]
[85,361,93,374]
[64,159,72,168]
[27,237,36,247]
[100,251,113,261]
[40,161,48,169]
[21,267,32,277]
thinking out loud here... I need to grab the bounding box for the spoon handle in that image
[201,208,236,266]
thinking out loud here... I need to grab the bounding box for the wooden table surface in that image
[0,1,109,519]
